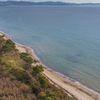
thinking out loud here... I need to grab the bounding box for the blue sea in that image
[0,5,100,92]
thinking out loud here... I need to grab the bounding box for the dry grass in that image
[0,76,35,100]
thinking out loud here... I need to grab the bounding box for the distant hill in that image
[0,1,100,6]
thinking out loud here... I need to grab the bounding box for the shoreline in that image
[15,39,100,100]
[1,32,100,100]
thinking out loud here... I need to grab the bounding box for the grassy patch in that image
[0,53,24,70]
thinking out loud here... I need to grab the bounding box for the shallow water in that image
[0,6,100,92]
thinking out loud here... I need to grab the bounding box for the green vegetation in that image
[2,39,16,52]
[33,59,39,63]
[32,65,44,75]
[0,35,5,49]
[0,53,24,70]
[10,68,31,84]
[20,52,33,64]
[38,76,49,88]
[0,34,76,100]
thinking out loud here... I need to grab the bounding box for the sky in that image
[0,0,100,3]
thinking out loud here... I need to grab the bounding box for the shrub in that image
[20,53,33,64]
[0,37,5,49]
[38,76,49,88]
[10,68,31,84]
[33,59,38,63]
[2,39,15,52]
[30,82,41,95]
[38,92,52,100]
[32,65,44,75]
[38,92,46,100]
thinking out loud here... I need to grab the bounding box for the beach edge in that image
[1,31,100,100]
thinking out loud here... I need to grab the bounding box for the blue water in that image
[0,6,100,92]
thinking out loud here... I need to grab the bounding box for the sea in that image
[0,5,100,92]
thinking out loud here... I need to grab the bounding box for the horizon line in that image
[0,0,100,4]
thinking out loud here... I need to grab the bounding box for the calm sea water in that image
[0,6,100,92]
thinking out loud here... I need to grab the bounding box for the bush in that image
[33,59,38,63]
[38,76,49,88]
[20,53,33,64]
[2,39,15,52]
[30,82,41,95]
[38,92,46,100]
[32,65,44,75]
[38,92,52,100]
[10,68,31,84]
[0,37,5,48]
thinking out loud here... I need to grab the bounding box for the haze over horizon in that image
[0,0,100,3]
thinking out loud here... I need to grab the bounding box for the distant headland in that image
[0,1,100,6]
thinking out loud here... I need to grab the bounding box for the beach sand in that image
[1,32,100,100]
[16,43,100,100]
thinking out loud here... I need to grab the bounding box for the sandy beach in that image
[15,42,100,100]
[1,32,100,100]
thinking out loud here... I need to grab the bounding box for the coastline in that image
[16,43,100,100]
[1,32,100,100]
